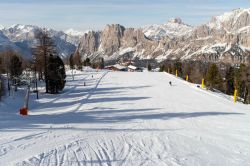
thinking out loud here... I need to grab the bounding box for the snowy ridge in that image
[0,24,80,58]
[65,28,86,36]
[0,25,4,30]
[208,8,250,32]
[143,18,193,39]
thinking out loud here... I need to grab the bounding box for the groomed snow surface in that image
[0,70,250,166]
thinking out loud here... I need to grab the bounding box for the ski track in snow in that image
[1,71,250,166]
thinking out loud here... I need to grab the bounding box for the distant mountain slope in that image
[0,8,250,64]
[143,18,193,40]
[0,24,85,59]
[75,8,250,65]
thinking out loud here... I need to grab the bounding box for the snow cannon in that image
[20,107,28,116]
[20,85,30,116]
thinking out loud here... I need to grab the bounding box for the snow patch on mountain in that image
[0,24,79,58]
[65,28,86,36]
[143,18,193,40]
[0,25,5,30]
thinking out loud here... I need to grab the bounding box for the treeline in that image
[33,30,66,94]
[160,60,250,104]
[0,30,67,100]
[0,50,25,100]
[67,52,105,70]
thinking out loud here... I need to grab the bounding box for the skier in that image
[169,81,172,86]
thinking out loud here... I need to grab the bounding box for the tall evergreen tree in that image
[0,75,4,101]
[234,64,250,104]
[83,58,91,67]
[47,54,66,94]
[147,64,152,71]
[10,54,22,79]
[159,64,165,72]
[206,63,223,90]
[174,61,183,77]
[225,66,235,95]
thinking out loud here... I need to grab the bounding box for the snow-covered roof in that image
[128,65,137,70]
[113,64,126,70]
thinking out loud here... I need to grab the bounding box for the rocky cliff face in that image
[77,24,163,61]
[78,31,100,55]
[76,8,250,65]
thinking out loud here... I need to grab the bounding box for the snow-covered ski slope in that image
[0,71,250,166]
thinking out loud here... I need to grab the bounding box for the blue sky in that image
[0,0,249,31]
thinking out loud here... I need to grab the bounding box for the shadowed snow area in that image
[0,71,250,166]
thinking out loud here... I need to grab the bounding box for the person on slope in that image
[169,81,172,86]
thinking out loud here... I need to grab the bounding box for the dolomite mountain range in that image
[0,8,250,64]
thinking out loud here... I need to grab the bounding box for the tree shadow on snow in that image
[0,83,245,131]
[0,107,244,131]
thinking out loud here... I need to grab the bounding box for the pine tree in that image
[182,61,192,80]
[206,63,223,90]
[0,57,2,73]
[159,64,165,72]
[147,64,152,71]
[0,75,4,101]
[234,64,250,104]
[225,66,235,95]
[10,54,22,79]
[83,58,91,67]
[174,61,182,77]
[47,54,66,94]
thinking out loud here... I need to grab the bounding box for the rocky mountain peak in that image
[168,18,184,24]
[143,18,193,40]
[103,24,125,37]
[208,8,250,32]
